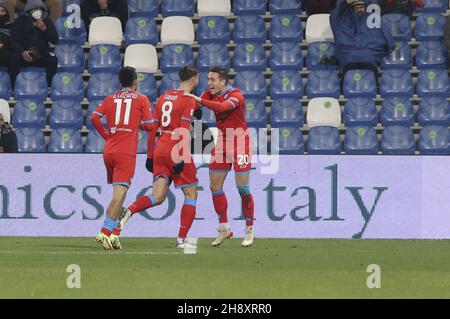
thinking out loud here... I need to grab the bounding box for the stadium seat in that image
[14,68,48,100]
[270,70,303,99]
[234,71,266,99]
[274,126,304,154]
[16,127,46,152]
[415,41,447,69]
[233,0,266,15]
[88,17,123,46]
[0,71,11,100]
[417,97,450,126]
[200,106,217,127]
[195,72,209,96]
[87,73,121,101]
[416,69,449,98]
[48,128,83,153]
[381,126,415,155]
[344,126,379,155]
[269,0,302,14]
[11,100,46,128]
[269,15,303,43]
[416,0,448,12]
[197,0,231,16]
[307,126,341,155]
[124,17,158,46]
[306,42,338,70]
[127,0,158,17]
[307,97,341,128]
[380,96,414,126]
[343,69,377,98]
[343,98,377,127]
[269,42,303,71]
[418,125,450,155]
[124,44,158,74]
[198,44,230,71]
[245,98,266,128]
[414,13,445,41]
[0,98,10,123]
[85,129,105,153]
[382,14,412,41]
[160,72,181,95]
[233,42,266,71]
[160,44,194,73]
[88,44,122,74]
[55,44,84,73]
[233,15,266,43]
[161,16,195,45]
[51,73,84,101]
[305,14,334,43]
[85,99,105,129]
[381,41,412,69]
[55,16,86,45]
[137,130,148,153]
[307,70,340,99]
[270,98,304,128]
[49,99,83,129]
[136,73,157,101]
[197,16,231,44]
[161,0,195,16]
[380,69,414,97]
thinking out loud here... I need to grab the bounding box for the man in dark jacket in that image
[303,0,337,15]
[379,0,424,16]
[8,0,58,86]
[0,1,13,68]
[81,0,128,34]
[0,111,18,153]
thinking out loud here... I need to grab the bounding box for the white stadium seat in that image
[0,99,11,123]
[161,16,195,45]
[307,97,341,128]
[124,44,158,73]
[197,0,231,17]
[88,17,123,46]
[305,14,334,43]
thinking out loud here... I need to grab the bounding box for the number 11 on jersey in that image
[114,98,132,125]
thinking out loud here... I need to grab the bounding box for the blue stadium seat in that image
[344,126,378,155]
[382,14,412,41]
[307,70,340,99]
[198,44,230,71]
[416,69,449,98]
[85,129,105,153]
[200,106,216,127]
[55,16,86,45]
[416,0,448,12]
[415,41,447,69]
[85,99,106,129]
[48,128,83,153]
[0,70,11,100]
[55,44,84,73]
[269,15,303,43]
[233,42,266,71]
[417,97,450,125]
[161,0,195,16]
[381,126,415,155]
[306,42,338,70]
[160,72,181,95]
[414,13,445,41]
[270,70,303,99]
[381,41,412,69]
[307,126,341,155]
[275,126,304,154]
[14,68,48,100]
[16,128,46,152]
[418,125,450,155]
[12,100,46,128]
[233,0,266,15]
[343,98,377,127]
[136,73,157,101]
[245,98,266,128]
[269,42,303,71]
[128,0,159,17]
[233,15,266,43]
[87,73,121,101]
[269,0,302,14]
[234,71,266,98]
[343,69,377,98]
[197,16,231,44]
[195,73,209,96]
[51,72,84,101]
[49,99,83,129]
[137,131,148,154]
[124,17,158,46]
[380,69,414,97]
[88,45,122,74]
[270,98,304,128]
[160,44,194,73]
[380,96,414,126]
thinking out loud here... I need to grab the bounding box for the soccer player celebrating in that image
[91,66,157,250]
[114,66,201,248]
[185,67,255,247]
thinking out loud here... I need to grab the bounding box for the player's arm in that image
[186,92,240,113]
[90,98,110,140]
[141,97,158,159]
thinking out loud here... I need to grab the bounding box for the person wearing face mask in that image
[8,0,58,87]
[81,0,128,34]
[0,1,14,69]
[2,0,62,22]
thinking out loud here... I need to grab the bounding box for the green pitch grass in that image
[1,237,450,298]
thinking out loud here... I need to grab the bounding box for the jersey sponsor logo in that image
[110,127,132,134]
[163,94,179,101]
[229,96,240,104]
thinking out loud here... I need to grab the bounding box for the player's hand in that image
[145,158,154,173]
[172,160,185,175]
[193,108,202,120]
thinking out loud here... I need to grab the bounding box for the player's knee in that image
[237,185,251,197]
[152,193,166,205]
[210,183,223,193]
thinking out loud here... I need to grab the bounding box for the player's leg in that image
[210,169,234,246]
[235,172,255,247]
[176,185,198,248]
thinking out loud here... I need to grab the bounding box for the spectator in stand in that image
[0,111,18,153]
[379,0,424,16]
[81,0,128,34]
[303,0,337,15]
[3,0,62,22]
[444,15,450,68]
[0,1,13,69]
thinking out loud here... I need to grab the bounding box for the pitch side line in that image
[0,251,185,256]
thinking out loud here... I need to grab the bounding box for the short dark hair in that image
[179,66,199,82]
[209,67,228,83]
[119,66,137,88]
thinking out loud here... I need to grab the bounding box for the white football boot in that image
[241,227,255,247]
[211,228,233,247]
